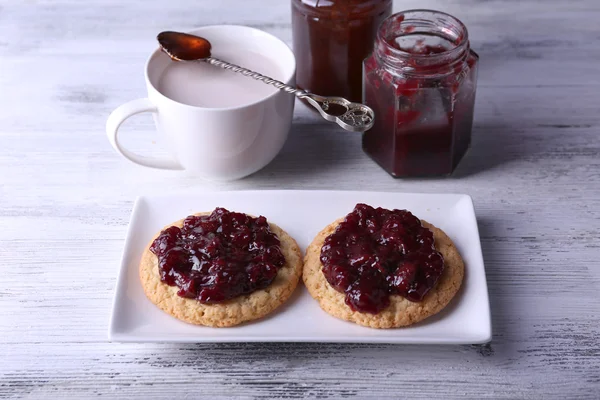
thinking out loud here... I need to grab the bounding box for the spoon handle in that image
[204,57,307,97]
[203,57,374,132]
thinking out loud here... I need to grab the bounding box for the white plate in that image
[109,190,491,344]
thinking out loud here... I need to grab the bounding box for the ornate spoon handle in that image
[203,57,375,132]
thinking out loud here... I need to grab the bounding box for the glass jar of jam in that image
[292,0,392,103]
[362,10,479,177]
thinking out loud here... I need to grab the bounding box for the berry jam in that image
[149,208,285,303]
[362,10,479,177]
[320,204,444,314]
[157,31,212,61]
[292,0,392,103]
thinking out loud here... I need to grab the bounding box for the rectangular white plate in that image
[109,190,491,344]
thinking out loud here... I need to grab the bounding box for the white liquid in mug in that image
[157,49,283,108]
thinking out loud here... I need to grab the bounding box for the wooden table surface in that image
[1,0,599,398]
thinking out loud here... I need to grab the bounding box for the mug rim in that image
[144,24,297,112]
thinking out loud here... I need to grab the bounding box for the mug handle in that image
[106,98,183,170]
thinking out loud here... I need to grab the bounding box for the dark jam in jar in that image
[363,10,479,177]
[320,204,445,314]
[292,0,392,103]
[149,208,285,303]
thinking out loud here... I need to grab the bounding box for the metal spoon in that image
[157,31,375,132]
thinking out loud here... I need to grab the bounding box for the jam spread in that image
[150,208,285,303]
[320,204,444,314]
[362,11,479,177]
[292,0,392,103]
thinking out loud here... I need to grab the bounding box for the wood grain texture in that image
[1,0,599,398]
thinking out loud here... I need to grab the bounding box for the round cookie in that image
[140,213,303,327]
[303,218,464,329]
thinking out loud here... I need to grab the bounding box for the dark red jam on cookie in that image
[150,208,285,303]
[320,204,444,314]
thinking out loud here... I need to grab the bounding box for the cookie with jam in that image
[303,204,464,328]
[140,208,302,327]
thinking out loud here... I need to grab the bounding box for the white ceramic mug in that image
[106,25,296,181]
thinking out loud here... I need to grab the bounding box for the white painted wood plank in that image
[0,0,599,398]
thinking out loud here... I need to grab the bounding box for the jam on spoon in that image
[157,31,212,61]
[156,31,375,132]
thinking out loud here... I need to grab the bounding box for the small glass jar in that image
[292,0,392,103]
[362,10,479,177]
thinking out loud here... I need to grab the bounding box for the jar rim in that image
[376,9,470,71]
